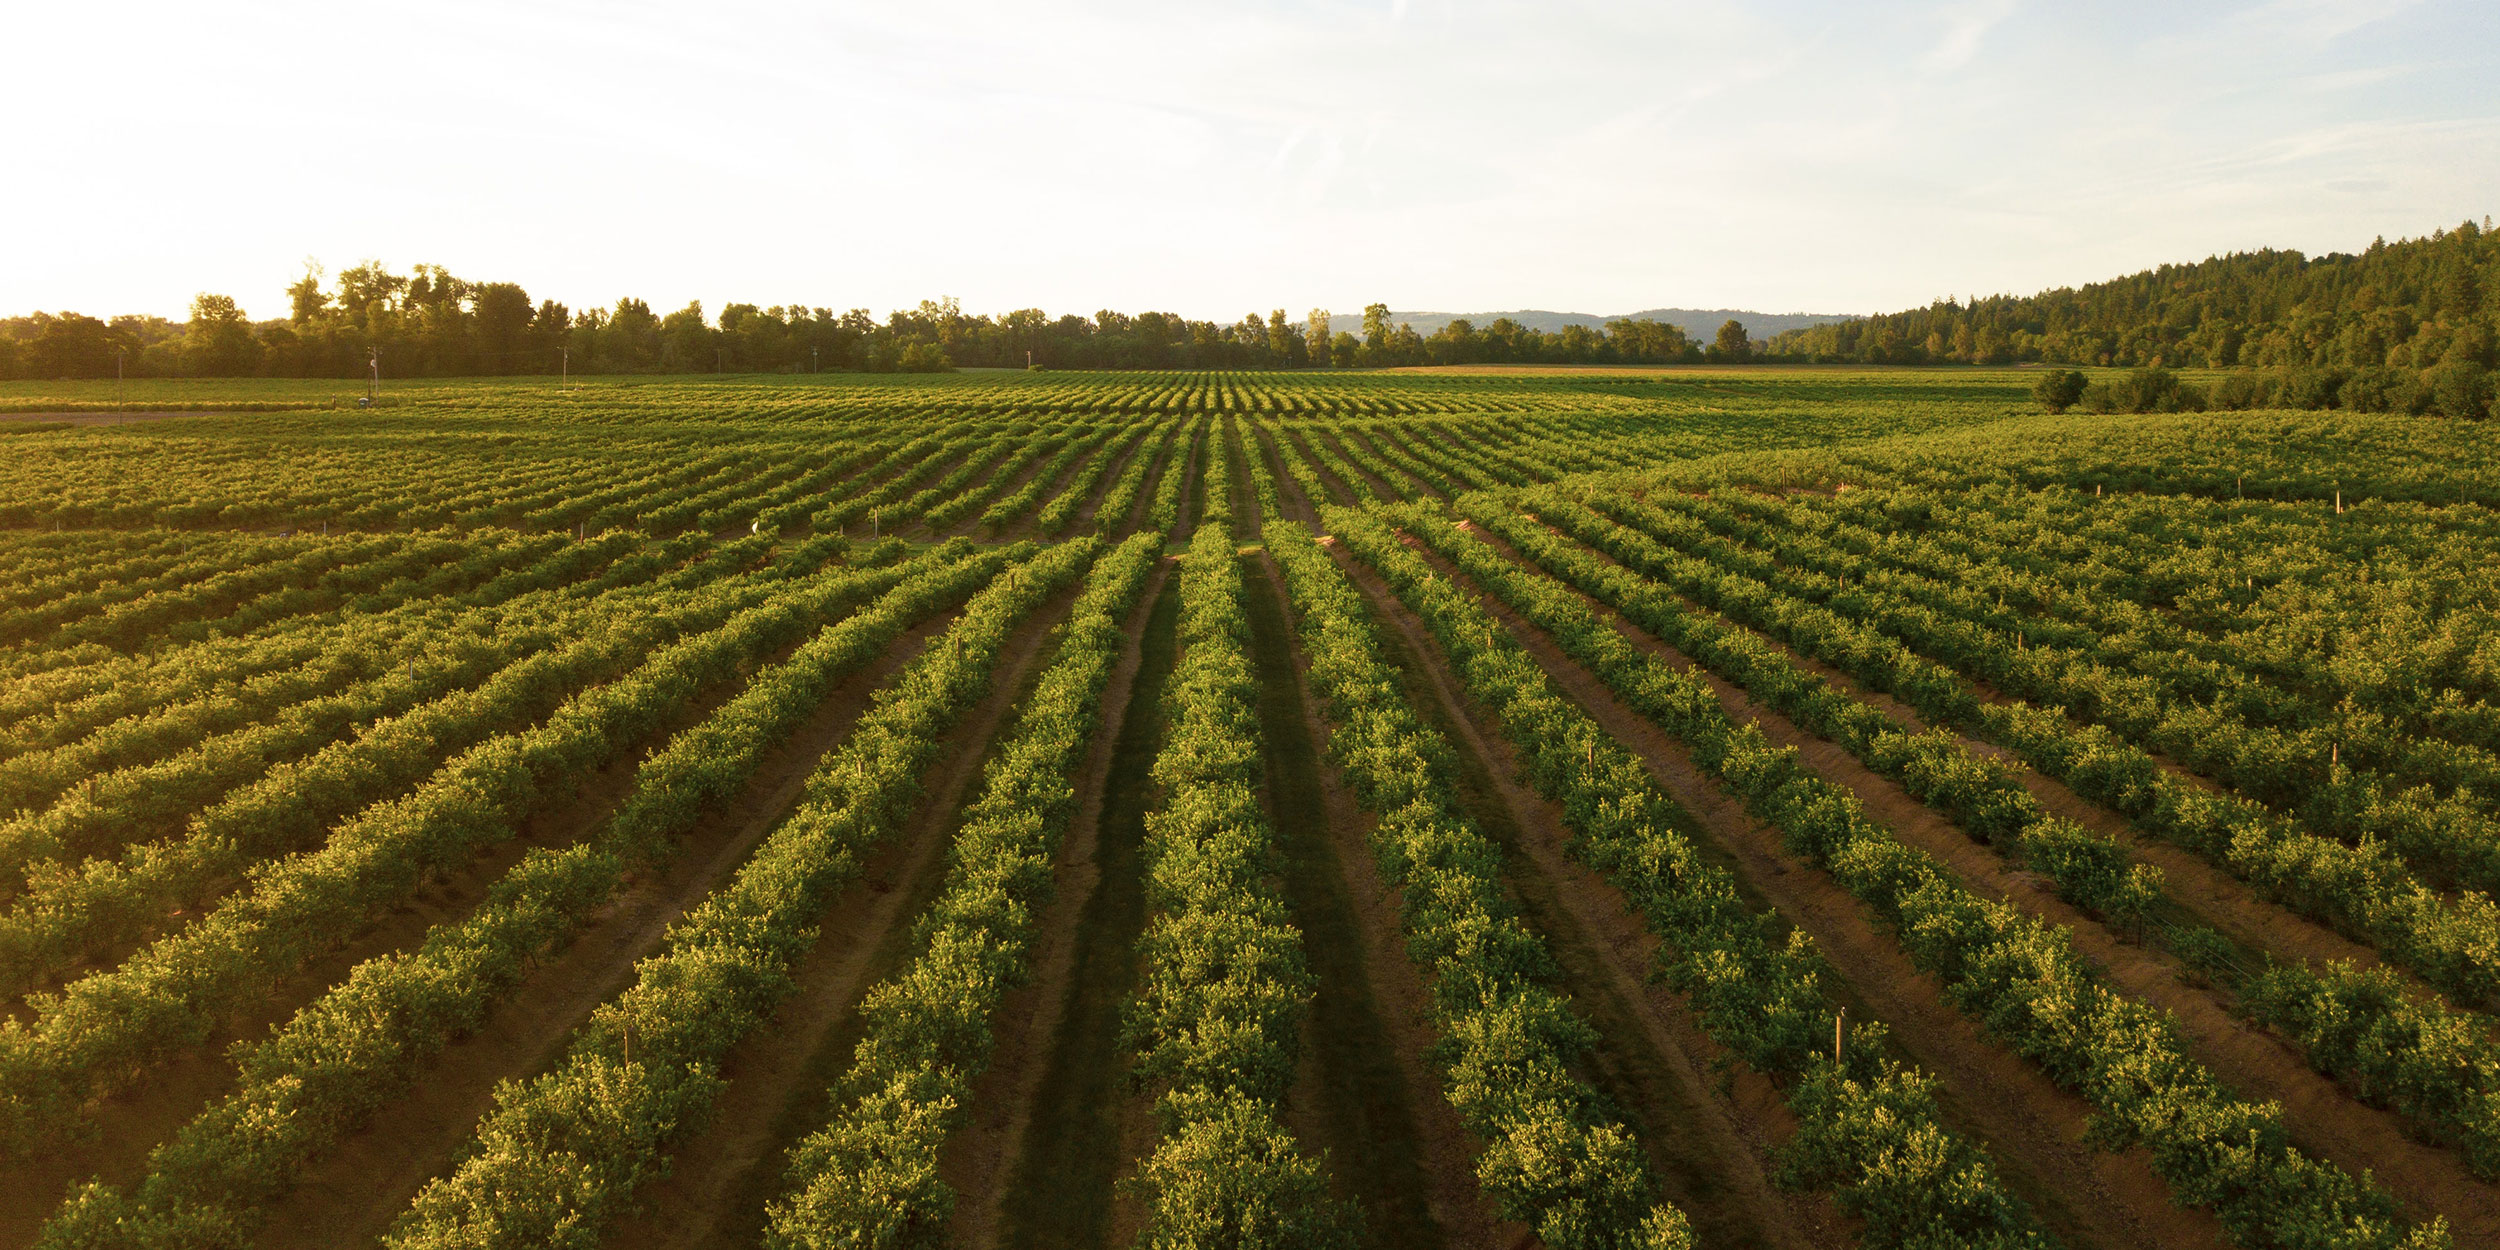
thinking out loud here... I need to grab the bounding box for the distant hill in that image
[1379,308,1858,338]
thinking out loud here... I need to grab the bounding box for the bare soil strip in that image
[1483,526,2500,1237]
[1316,542,1840,1250]
[1398,531,2241,1249]
[606,583,1090,1250]
[242,607,979,1249]
[1241,551,1455,1247]
[991,577,1181,1250]
[943,560,1172,1246]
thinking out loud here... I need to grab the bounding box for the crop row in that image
[0,541,912,1155]
[32,541,1015,1248]
[380,538,1099,1248]
[1122,525,1352,1246]
[763,530,1162,1244]
[1437,496,2500,1179]
[1319,508,2046,1247]
[1265,521,1694,1248]
[1552,486,2500,1014]
[1354,502,2447,1248]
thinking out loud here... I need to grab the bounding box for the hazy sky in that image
[7,0,2495,323]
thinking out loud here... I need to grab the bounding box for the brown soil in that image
[1321,544,1844,1250]
[1372,532,2221,1250]
[942,561,1172,1249]
[1494,528,2500,1236]
[1250,551,1523,1248]
[603,582,1088,1250]
[241,606,978,1250]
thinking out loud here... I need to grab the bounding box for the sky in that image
[5,0,2495,324]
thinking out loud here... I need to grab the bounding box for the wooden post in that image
[1834,1009,1844,1067]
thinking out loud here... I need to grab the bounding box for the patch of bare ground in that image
[942,561,1171,1249]
[1367,528,2212,1250]
[1316,541,1843,1250]
[1505,524,2500,1235]
[599,580,1090,1250]
[0,602,889,1245]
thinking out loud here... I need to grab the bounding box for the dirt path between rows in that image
[613,580,1088,1250]
[1320,543,1841,1250]
[1242,551,1479,1247]
[1486,520,2500,1237]
[1375,530,2215,1250]
[1249,550,1522,1248]
[944,560,1171,1247]
[986,577,1180,1249]
[244,604,977,1250]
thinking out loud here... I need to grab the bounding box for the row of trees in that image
[1771,219,2500,370]
[0,264,1741,379]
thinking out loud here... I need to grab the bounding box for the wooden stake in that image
[1834,1008,1845,1066]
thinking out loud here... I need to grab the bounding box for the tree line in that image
[1768,219,2499,375]
[0,264,1739,380]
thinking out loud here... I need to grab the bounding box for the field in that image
[0,366,2492,1250]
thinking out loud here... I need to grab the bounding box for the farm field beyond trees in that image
[1,366,2495,1250]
